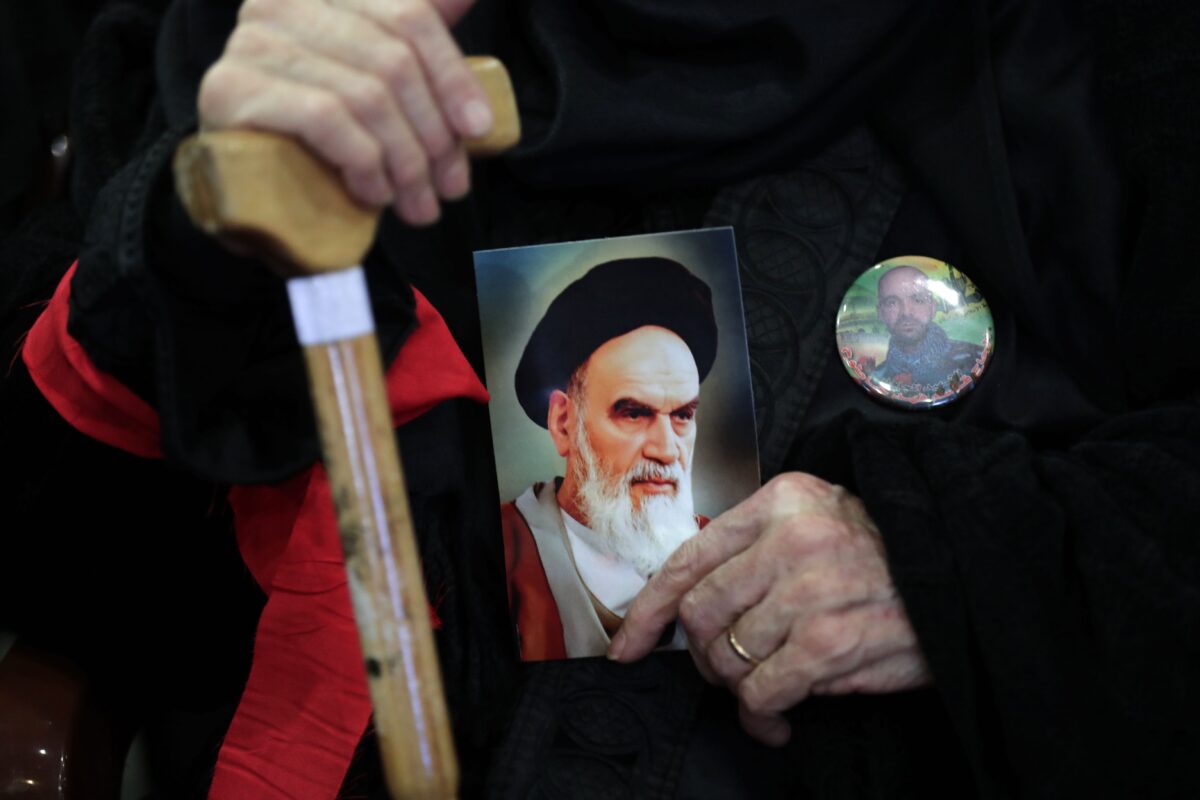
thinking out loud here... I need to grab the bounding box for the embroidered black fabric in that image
[704,130,906,475]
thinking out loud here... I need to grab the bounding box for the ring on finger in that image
[726,627,763,668]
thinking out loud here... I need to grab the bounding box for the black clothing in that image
[2,0,1198,797]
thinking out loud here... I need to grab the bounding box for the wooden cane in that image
[172,56,519,800]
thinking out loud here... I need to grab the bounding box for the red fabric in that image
[22,263,162,458]
[500,501,568,661]
[23,263,488,799]
[214,465,372,799]
[499,502,711,663]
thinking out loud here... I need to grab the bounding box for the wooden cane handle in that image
[173,55,519,273]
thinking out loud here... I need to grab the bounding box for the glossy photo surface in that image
[836,256,994,409]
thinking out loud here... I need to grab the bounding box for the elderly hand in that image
[608,473,932,745]
[198,0,492,226]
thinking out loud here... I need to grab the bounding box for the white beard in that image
[569,419,699,578]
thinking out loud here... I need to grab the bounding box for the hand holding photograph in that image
[475,228,760,660]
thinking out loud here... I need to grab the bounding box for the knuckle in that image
[383,3,439,39]
[345,77,390,120]
[661,537,701,587]
[197,63,243,123]
[801,617,858,664]
[391,149,430,186]
[376,43,418,86]
[238,0,287,23]
[433,64,479,106]
[300,92,342,132]
[302,99,380,175]
[677,590,708,633]
[767,472,829,505]
[423,128,456,161]
[236,0,260,21]
[766,472,805,498]
[226,21,275,57]
[345,138,384,175]
[759,475,801,517]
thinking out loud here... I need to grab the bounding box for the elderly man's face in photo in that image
[553,325,701,576]
[877,267,936,348]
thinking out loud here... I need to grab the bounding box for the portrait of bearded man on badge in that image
[872,265,983,386]
[836,256,995,408]
[474,229,760,661]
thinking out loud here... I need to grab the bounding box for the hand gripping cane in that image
[172,57,519,800]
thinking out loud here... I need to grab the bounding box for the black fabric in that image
[2,0,1198,797]
[0,0,106,233]
[490,654,707,798]
[479,0,956,192]
[786,409,1200,798]
[0,358,263,799]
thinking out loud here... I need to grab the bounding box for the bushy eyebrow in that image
[610,397,700,416]
[672,398,701,417]
[611,398,655,415]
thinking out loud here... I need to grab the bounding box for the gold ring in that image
[726,628,761,667]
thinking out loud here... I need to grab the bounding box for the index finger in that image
[609,497,767,662]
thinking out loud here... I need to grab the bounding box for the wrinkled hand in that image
[198,0,492,225]
[609,473,931,746]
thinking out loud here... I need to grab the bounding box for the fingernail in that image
[362,173,392,207]
[439,158,469,199]
[400,186,440,226]
[414,186,439,221]
[607,630,626,661]
[459,99,493,138]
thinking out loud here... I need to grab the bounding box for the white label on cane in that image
[288,267,376,345]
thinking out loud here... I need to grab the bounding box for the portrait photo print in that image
[474,227,760,661]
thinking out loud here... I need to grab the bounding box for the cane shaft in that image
[304,331,456,800]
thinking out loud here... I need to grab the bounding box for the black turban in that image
[515,257,718,427]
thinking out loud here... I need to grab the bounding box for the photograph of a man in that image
[475,229,759,661]
[504,257,712,660]
[871,265,984,387]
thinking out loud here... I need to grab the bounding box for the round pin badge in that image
[835,256,994,409]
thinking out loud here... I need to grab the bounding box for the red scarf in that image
[23,263,488,798]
